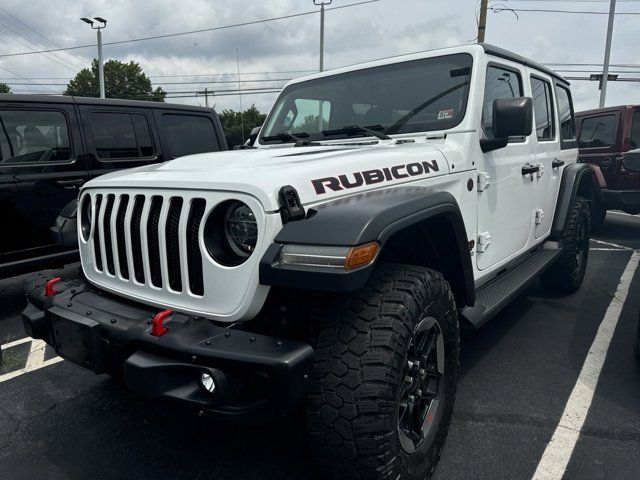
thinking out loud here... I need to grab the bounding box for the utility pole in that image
[478,0,489,43]
[81,17,107,99]
[600,0,617,108]
[314,0,332,71]
[237,49,245,144]
[197,87,211,107]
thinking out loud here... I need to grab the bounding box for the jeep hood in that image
[84,142,449,212]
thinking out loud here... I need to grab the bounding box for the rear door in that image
[78,105,163,179]
[476,62,536,271]
[0,103,88,263]
[529,73,564,238]
[153,110,224,159]
[577,111,620,187]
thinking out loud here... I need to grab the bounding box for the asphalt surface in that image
[0,211,639,480]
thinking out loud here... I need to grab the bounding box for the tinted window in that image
[90,112,154,160]
[482,66,523,139]
[630,110,640,150]
[530,77,554,141]
[0,110,71,164]
[262,53,473,142]
[578,115,617,149]
[555,84,576,144]
[161,114,220,158]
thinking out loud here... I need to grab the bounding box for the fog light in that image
[200,372,216,394]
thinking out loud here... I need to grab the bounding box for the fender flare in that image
[551,162,600,239]
[259,187,475,305]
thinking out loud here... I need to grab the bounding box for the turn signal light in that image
[345,242,379,269]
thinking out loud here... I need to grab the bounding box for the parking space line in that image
[0,356,63,383]
[1,337,31,349]
[532,250,640,480]
[590,239,634,251]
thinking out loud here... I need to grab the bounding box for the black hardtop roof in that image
[0,93,215,113]
[576,105,638,117]
[480,43,569,85]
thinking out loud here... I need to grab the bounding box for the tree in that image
[218,105,267,148]
[64,59,165,102]
[0,82,11,94]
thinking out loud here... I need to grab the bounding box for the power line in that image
[1,78,293,86]
[0,0,381,59]
[0,70,318,81]
[491,6,640,14]
[0,64,56,93]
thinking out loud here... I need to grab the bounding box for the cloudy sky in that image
[0,0,638,114]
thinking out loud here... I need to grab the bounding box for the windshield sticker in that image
[437,109,454,120]
[312,160,440,195]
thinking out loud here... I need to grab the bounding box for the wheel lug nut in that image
[407,360,414,370]
[404,375,414,385]
[408,395,415,402]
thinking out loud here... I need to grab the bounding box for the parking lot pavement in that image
[1,213,638,480]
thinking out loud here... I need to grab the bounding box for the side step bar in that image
[461,244,563,328]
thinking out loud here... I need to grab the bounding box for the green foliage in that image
[292,115,328,134]
[0,82,11,94]
[218,105,267,148]
[64,59,166,102]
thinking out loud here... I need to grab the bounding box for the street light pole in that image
[599,0,617,108]
[314,0,332,72]
[478,0,489,43]
[81,17,107,99]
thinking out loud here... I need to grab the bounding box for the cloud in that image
[0,0,637,112]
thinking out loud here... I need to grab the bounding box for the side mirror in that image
[481,97,533,153]
[249,125,262,146]
[622,149,640,173]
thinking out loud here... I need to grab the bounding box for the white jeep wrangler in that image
[23,44,597,480]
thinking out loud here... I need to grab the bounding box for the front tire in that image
[307,264,459,480]
[541,197,590,294]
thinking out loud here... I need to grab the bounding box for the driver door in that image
[476,63,536,271]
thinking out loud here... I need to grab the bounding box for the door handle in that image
[56,178,85,188]
[522,163,540,175]
[552,158,565,168]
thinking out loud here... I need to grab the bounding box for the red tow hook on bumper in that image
[44,277,62,297]
[151,309,172,337]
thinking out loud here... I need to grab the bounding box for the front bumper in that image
[22,270,313,416]
[601,189,640,214]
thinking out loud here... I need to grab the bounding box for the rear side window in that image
[161,114,220,158]
[89,112,154,160]
[555,84,577,149]
[578,114,617,149]
[530,77,555,141]
[630,110,640,150]
[482,65,523,139]
[0,110,72,164]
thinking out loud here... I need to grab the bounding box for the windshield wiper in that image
[322,125,391,141]
[261,131,320,147]
[386,80,469,134]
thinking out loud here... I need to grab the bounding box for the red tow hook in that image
[44,277,62,297]
[151,309,172,337]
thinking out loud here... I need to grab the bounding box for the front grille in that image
[86,192,206,296]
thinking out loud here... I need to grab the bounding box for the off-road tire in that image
[541,197,590,294]
[307,264,459,480]
[589,197,606,233]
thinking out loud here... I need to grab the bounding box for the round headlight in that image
[203,200,258,266]
[224,202,257,257]
[80,194,92,242]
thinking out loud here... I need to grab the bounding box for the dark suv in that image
[0,94,227,278]
[576,105,640,229]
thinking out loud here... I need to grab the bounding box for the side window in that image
[578,115,617,149]
[161,114,221,158]
[630,110,640,150]
[89,112,154,160]
[530,77,555,141]
[0,110,72,164]
[482,65,523,139]
[554,84,577,149]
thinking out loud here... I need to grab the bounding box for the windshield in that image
[261,53,473,144]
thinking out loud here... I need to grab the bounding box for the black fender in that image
[259,187,475,306]
[551,163,599,239]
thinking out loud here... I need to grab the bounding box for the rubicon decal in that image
[311,160,440,195]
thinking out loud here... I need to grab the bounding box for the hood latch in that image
[278,185,306,223]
